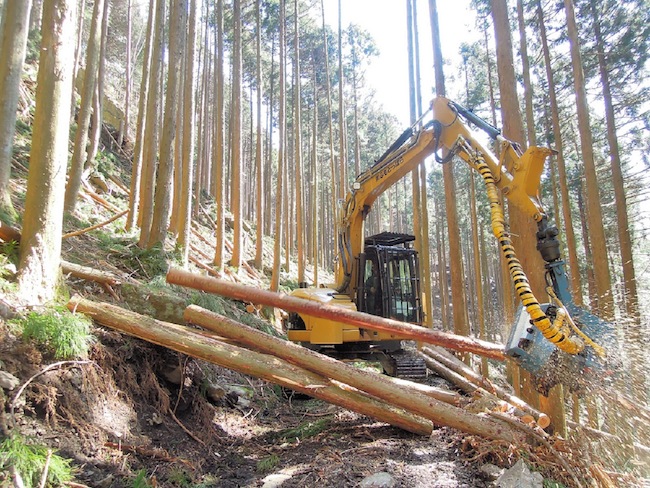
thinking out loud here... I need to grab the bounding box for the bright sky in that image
[322,0,480,127]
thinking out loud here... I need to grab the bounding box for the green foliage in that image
[96,149,122,177]
[131,469,153,488]
[0,435,74,487]
[25,31,42,64]
[19,307,93,359]
[0,239,20,278]
[276,418,330,441]
[96,234,176,279]
[166,467,192,486]
[543,480,566,488]
[189,291,226,315]
[0,205,19,227]
[256,454,280,474]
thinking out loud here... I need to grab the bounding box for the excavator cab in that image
[356,232,422,325]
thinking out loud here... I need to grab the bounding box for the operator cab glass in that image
[357,232,422,325]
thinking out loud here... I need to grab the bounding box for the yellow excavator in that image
[285,96,610,392]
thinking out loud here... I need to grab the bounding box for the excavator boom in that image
[288,96,611,392]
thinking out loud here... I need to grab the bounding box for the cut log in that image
[63,209,128,239]
[66,296,432,436]
[382,376,464,406]
[166,268,506,360]
[61,260,121,287]
[0,221,21,243]
[421,346,550,429]
[184,305,525,443]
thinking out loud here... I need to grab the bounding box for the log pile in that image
[67,289,542,444]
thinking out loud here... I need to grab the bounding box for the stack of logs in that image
[65,267,558,445]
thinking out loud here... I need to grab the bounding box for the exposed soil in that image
[1,317,495,488]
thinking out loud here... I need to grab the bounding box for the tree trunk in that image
[589,0,639,329]
[17,0,77,304]
[491,0,565,432]
[294,0,305,284]
[320,0,338,247]
[167,268,506,360]
[337,0,346,199]
[229,0,243,267]
[253,0,264,270]
[137,0,165,247]
[177,0,197,267]
[64,0,104,213]
[87,0,110,166]
[563,0,614,320]
[516,0,536,146]
[213,0,225,269]
[429,0,470,358]
[0,0,32,218]
[535,0,582,306]
[148,0,187,248]
[126,0,155,231]
[270,0,286,292]
[118,0,133,148]
[68,296,433,436]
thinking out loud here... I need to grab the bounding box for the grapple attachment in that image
[506,302,615,395]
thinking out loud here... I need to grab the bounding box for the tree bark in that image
[126,0,155,231]
[492,0,565,432]
[270,0,286,292]
[254,0,264,270]
[0,0,32,217]
[213,0,225,268]
[428,0,470,357]
[229,0,243,267]
[67,296,433,436]
[589,0,639,329]
[184,304,525,443]
[536,0,582,306]
[137,0,165,247]
[148,0,187,248]
[167,268,506,360]
[563,0,614,320]
[177,0,197,267]
[294,0,305,284]
[64,0,105,213]
[17,0,77,304]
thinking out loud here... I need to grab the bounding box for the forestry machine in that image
[285,96,612,393]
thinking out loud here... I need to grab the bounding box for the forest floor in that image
[0,135,544,488]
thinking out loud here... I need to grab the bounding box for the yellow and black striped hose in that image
[458,140,586,355]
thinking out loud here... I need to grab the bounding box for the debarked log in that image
[61,260,122,287]
[166,268,506,361]
[184,305,524,443]
[421,346,551,429]
[66,296,432,436]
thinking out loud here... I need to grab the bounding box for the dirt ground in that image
[1,321,496,488]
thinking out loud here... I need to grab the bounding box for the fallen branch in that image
[0,221,21,243]
[63,209,128,239]
[104,442,195,469]
[68,296,433,436]
[38,449,52,488]
[168,408,205,446]
[489,410,583,488]
[61,260,122,287]
[166,268,506,361]
[81,184,121,213]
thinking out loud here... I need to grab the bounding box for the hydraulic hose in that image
[460,140,585,355]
